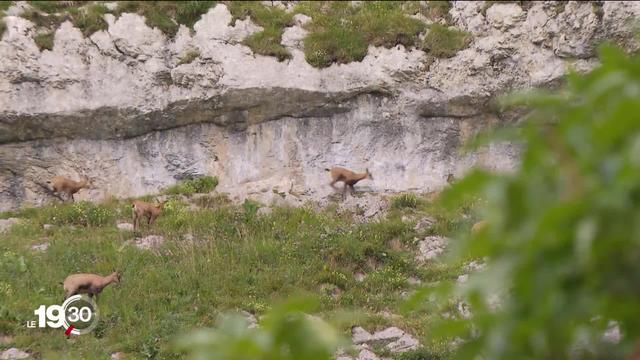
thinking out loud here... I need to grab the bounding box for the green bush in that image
[421,23,471,58]
[164,176,219,196]
[411,44,640,358]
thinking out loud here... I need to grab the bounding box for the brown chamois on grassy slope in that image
[325,166,373,199]
[46,175,91,202]
[132,200,165,231]
[62,272,120,300]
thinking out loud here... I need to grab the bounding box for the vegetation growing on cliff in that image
[296,1,427,68]
[0,1,473,66]
[421,23,471,58]
[227,1,294,61]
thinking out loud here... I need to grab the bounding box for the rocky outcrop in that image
[1,1,638,210]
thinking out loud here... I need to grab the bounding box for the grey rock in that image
[416,236,449,262]
[31,243,49,252]
[43,224,53,230]
[240,310,258,329]
[371,327,404,341]
[413,217,435,232]
[352,326,373,344]
[134,235,165,250]
[0,348,29,360]
[0,218,20,233]
[357,349,380,360]
[110,353,125,360]
[256,207,273,216]
[354,273,365,282]
[116,223,134,231]
[386,334,420,353]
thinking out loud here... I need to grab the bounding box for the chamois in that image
[62,272,120,300]
[325,166,373,199]
[132,200,165,231]
[47,175,91,202]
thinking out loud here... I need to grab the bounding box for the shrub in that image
[163,176,219,196]
[421,23,471,58]
[34,31,54,51]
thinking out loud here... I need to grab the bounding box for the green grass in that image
[33,31,54,51]
[227,1,294,61]
[162,176,219,196]
[297,1,426,68]
[0,1,11,11]
[391,193,424,210]
[68,3,109,36]
[421,23,471,58]
[115,1,216,37]
[29,0,73,14]
[20,8,67,28]
[176,49,200,65]
[0,192,463,358]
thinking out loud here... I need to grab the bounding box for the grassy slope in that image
[0,190,471,359]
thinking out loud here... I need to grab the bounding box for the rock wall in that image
[1,1,638,210]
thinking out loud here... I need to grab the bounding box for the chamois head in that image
[80,175,94,189]
[110,271,122,284]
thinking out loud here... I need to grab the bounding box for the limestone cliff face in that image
[1,1,638,210]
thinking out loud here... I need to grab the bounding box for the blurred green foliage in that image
[408,44,640,359]
[176,297,344,360]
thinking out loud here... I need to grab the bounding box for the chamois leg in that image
[329,179,338,189]
[349,185,356,196]
[149,215,157,227]
[342,184,349,200]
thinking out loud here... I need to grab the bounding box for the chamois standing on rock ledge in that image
[132,200,165,231]
[47,175,91,202]
[326,166,373,200]
[62,272,121,300]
